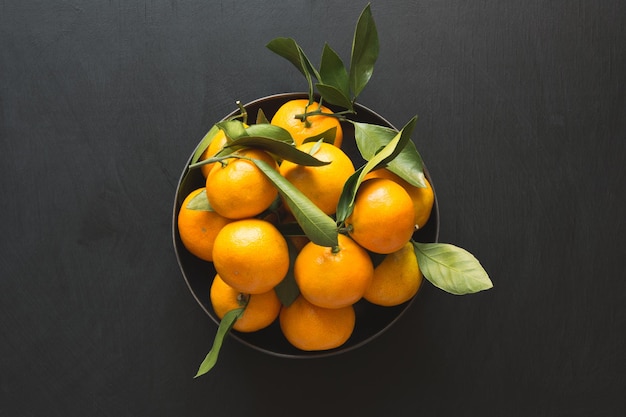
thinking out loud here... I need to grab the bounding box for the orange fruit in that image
[210,274,281,332]
[198,129,229,178]
[279,295,355,351]
[212,219,289,294]
[177,188,233,262]
[365,168,435,229]
[278,141,355,215]
[270,99,343,147]
[294,234,374,309]
[206,148,279,219]
[363,242,422,306]
[345,178,416,254]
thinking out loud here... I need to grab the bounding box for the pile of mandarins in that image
[177,98,434,352]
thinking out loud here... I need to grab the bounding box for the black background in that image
[1,1,625,416]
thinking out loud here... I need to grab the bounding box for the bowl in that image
[172,92,440,358]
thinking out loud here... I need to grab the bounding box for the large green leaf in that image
[318,43,352,110]
[194,307,244,378]
[252,159,338,247]
[184,125,222,189]
[354,122,426,188]
[349,4,379,98]
[191,124,220,165]
[413,242,493,295]
[266,37,321,81]
[266,37,320,101]
[336,116,417,222]
[223,137,329,166]
[245,123,293,143]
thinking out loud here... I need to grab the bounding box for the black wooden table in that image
[1,1,624,415]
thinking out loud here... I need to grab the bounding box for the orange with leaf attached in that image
[271,99,343,147]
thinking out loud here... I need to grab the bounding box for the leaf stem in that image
[188,154,233,170]
[294,109,352,123]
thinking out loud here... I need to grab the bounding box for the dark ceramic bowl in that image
[172,92,439,358]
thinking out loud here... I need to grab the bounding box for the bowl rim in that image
[172,92,440,358]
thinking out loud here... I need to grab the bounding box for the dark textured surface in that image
[1,1,624,416]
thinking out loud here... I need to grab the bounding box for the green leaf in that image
[318,44,352,110]
[225,137,330,166]
[252,158,339,247]
[266,37,320,101]
[191,124,221,165]
[301,127,337,145]
[256,108,270,124]
[274,239,301,307]
[245,124,294,143]
[266,37,321,80]
[316,83,354,111]
[336,116,417,222]
[354,122,426,188]
[188,120,249,168]
[335,166,364,222]
[186,189,214,211]
[413,242,493,295]
[194,307,244,378]
[216,120,248,140]
[350,4,379,98]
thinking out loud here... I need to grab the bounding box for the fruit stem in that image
[236,100,248,125]
[294,109,352,123]
[331,245,341,254]
[236,293,250,308]
[337,225,352,234]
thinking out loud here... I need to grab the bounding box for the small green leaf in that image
[274,239,301,307]
[301,127,337,145]
[308,139,324,155]
[225,137,330,166]
[252,158,339,247]
[256,108,270,124]
[336,116,417,222]
[413,242,493,295]
[186,189,214,211]
[336,166,364,222]
[191,124,221,165]
[216,120,248,140]
[354,122,426,188]
[350,4,379,98]
[194,307,244,378]
[244,124,293,143]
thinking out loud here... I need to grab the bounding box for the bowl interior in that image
[172,92,440,358]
